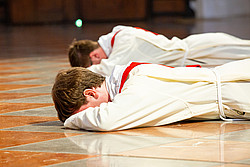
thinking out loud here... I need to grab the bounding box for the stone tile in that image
[0,93,50,101]
[0,102,53,114]
[108,122,250,138]
[204,129,250,142]
[206,120,250,125]
[212,164,250,167]
[0,71,34,77]
[234,159,250,165]
[0,77,38,83]
[0,131,81,149]
[0,115,57,129]
[1,121,87,133]
[1,85,52,93]
[0,66,32,71]
[3,106,57,117]
[6,70,58,79]
[47,155,220,167]
[1,124,83,133]
[0,62,25,66]
[3,133,185,155]
[116,139,250,163]
[0,150,94,166]
[0,84,47,91]
[6,77,55,85]
[3,94,53,103]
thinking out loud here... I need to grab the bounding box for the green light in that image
[75,19,83,28]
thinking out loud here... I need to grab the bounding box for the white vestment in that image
[65,59,250,131]
[88,25,250,76]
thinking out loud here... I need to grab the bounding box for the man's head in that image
[52,67,108,122]
[68,40,107,67]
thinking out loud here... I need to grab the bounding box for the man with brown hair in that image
[68,40,99,67]
[52,59,250,131]
[68,25,250,76]
[52,67,106,122]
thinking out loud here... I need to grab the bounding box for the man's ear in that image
[83,88,98,99]
[94,54,101,60]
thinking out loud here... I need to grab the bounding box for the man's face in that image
[89,47,107,65]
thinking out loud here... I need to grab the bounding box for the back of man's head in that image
[68,40,98,67]
[52,67,105,122]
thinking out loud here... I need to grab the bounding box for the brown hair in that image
[52,67,105,122]
[68,40,99,67]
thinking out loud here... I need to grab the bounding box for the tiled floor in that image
[0,16,250,166]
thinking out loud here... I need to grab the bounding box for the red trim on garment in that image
[118,63,202,93]
[160,64,201,68]
[111,27,158,48]
[119,62,149,93]
[185,65,201,68]
[134,27,159,35]
[111,30,122,47]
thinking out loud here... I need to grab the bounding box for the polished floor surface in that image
[0,16,250,167]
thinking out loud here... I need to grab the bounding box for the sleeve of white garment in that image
[97,25,127,57]
[88,26,187,76]
[88,26,137,76]
[64,88,191,131]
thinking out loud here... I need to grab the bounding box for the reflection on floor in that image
[0,16,250,166]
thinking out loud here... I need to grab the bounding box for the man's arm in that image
[64,74,193,131]
[98,25,127,57]
[88,26,187,76]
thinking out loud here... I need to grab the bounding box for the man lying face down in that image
[52,59,250,131]
[68,25,250,76]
